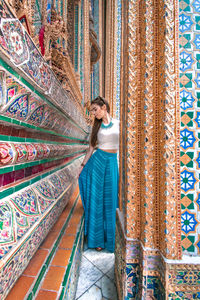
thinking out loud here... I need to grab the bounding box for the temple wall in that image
[0,1,89,298]
[115,0,200,298]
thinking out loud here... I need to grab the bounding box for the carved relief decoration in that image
[89,10,101,68]
[119,0,181,259]
[7,0,35,39]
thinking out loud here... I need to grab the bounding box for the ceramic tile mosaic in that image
[0,70,88,140]
[0,167,83,299]
[0,157,83,260]
[0,0,88,131]
[179,0,200,255]
[0,142,87,167]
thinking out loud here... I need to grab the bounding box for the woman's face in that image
[90,104,106,119]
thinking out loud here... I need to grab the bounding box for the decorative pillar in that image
[98,0,103,97]
[105,0,118,117]
[83,0,90,105]
[115,0,200,298]
[90,0,103,99]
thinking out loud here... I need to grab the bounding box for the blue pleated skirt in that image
[78,148,119,252]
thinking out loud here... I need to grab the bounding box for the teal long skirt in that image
[78,148,119,252]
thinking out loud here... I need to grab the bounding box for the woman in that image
[78,96,119,253]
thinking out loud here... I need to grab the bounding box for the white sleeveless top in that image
[97,118,119,150]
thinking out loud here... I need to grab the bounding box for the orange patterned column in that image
[157,0,181,260]
[139,0,158,249]
[105,0,118,117]
[124,0,141,239]
[83,0,90,105]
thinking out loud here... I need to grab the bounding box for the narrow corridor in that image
[75,243,118,300]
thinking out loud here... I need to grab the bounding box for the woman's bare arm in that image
[78,145,94,177]
[82,145,94,165]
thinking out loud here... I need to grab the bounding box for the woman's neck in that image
[102,113,110,124]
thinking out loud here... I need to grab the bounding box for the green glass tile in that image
[21,181,30,189]
[45,251,54,267]
[0,166,13,174]
[186,244,195,252]
[0,187,14,199]
[30,177,40,184]
[11,136,21,142]
[58,287,65,300]
[195,16,200,31]
[181,111,194,127]
[0,115,12,122]
[179,0,191,12]
[179,33,191,48]
[11,118,20,125]
[196,54,200,69]
[0,135,10,141]
[14,184,24,193]
[32,265,47,295]
[13,164,24,171]
[26,293,33,300]
[62,265,71,286]
[180,73,193,88]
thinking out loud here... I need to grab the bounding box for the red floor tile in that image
[59,235,75,249]
[51,249,71,266]
[35,289,57,300]
[5,275,34,300]
[23,249,48,276]
[41,266,65,291]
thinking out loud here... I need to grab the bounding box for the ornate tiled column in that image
[83,0,91,105]
[115,0,200,298]
[105,0,118,117]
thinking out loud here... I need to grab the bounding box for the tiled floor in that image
[75,243,118,300]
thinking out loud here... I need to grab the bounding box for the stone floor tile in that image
[76,285,102,300]
[83,248,115,274]
[75,256,103,298]
[106,264,115,281]
[95,275,118,300]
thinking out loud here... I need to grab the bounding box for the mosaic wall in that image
[0,1,88,132]
[179,0,200,256]
[0,1,88,298]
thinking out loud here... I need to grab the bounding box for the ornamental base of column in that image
[115,210,200,299]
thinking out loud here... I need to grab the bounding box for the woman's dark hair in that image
[90,96,110,147]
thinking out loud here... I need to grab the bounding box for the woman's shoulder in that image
[112,118,120,125]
